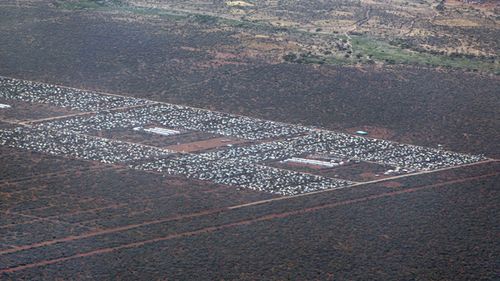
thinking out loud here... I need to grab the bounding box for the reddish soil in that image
[0,99,81,122]
[0,2,498,279]
[270,160,394,182]
[276,160,327,170]
[91,127,221,149]
[1,159,498,279]
[346,126,396,140]
[166,137,246,153]
[381,181,403,188]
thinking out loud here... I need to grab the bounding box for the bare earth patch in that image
[166,137,246,153]
[381,181,403,188]
[346,126,396,140]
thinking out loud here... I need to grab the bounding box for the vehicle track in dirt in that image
[0,164,497,273]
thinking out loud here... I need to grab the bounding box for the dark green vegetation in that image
[284,34,499,73]
[344,35,497,73]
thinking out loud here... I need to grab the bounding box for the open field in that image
[0,1,498,280]
[269,159,396,182]
[166,137,248,153]
[0,98,80,123]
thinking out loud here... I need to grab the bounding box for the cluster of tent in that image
[0,77,151,111]
[35,103,310,141]
[0,77,487,195]
[199,131,485,171]
[136,154,352,196]
[0,127,171,164]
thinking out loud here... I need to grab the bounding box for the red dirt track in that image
[1,153,498,278]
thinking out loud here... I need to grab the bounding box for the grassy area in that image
[349,35,499,74]
[294,33,499,74]
[55,0,187,20]
[55,0,258,27]
[55,0,123,10]
[119,6,188,20]
[55,0,499,74]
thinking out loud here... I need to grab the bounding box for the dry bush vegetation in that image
[0,2,499,279]
[1,1,498,157]
[116,0,499,73]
